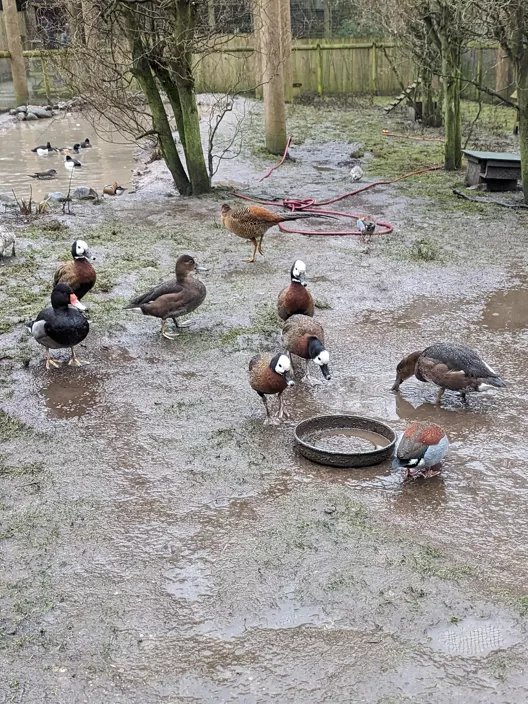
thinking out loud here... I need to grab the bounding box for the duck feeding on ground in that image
[393,422,449,480]
[282,314,331,383]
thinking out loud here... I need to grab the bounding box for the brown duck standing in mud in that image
[220,204,321,263]
[277,260,314,321]
[282,314,331,383]
[125,254,207,340]
[53,239,96,300]
[392,342,506,403]
[249,352,294,423]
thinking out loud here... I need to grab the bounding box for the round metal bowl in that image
[294,414,396,468]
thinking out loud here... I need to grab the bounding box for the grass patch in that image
[410,545,474,581]
[0,410,30,443]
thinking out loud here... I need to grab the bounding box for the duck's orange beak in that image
[70,293,86,311]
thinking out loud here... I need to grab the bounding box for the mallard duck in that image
[31,141,55,155]
[80,138,92,148]
[249,352,294,423]
[26,283,89,369]
[28,169,57,180]
[277,260,314,321]
[392,342,506,403]
[103,182,126,196]
[124,254,207,340]
[393,422,449,480]
[64,155,82,169]
[220,204,321,263]
[53,240,96,300]
[58,143,81,155]
[281,314,331,382]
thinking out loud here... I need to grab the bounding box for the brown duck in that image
[249,352,294,423]
[281,314,331,382]
[277,260,314,321]
[220,204,320,263]
[392,342,506,403]
[125,254,207,340]
[53,239,96,300]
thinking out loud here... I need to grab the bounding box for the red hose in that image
[234,136,443,237]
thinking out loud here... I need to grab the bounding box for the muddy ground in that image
[1,96,528,702]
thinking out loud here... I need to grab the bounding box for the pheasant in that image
[220,203,321,263]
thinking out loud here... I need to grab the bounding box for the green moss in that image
[410,546,474,581]
[0,410,29,443]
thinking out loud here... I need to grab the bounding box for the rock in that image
[73,186,99,200]
[350,164,364,182]
[15,105,27,113]
[15,113,25,122]
[349,145,365,159]
[28,106,54,119]
[25,112,39,121]
[9,108,18,116]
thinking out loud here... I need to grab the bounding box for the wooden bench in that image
[462,150,521,192]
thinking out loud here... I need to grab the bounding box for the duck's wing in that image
[139,288,193,318]
[396,433,427,462]
[53,261,74,288]
[126,279,182,308]
[422,343,497,378]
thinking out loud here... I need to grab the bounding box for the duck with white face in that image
[281,314,331,383]
[249,352,295,424]
[277,260,315,321]
[52,239,97,301]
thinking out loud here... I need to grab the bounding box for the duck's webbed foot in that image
[45,350,61,369]
[161,320,179,340]
[68,347,88,366]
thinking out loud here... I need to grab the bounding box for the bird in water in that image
[26,283,89,369]
[277,260,314,321]
[58,143,81,155]
[65,155,82,169]
[392,342,505,403]
[31,141,55,155]
[220,203,325,263]
[53,239,96,300]
[80,138,92,148]
[103,182,127,196]
[124,254,207,340]
[249,352,294,424]
[28,169,57,180]
[393,422,449,480]
[281,314,331,383]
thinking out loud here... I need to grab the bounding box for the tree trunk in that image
[515,54,528,203]
[3,0,28,105]
[171,0,211,195]
[259,0,287,154]
[441,48,462,170]
[152,63,187,153]
[127,22,191,196]
[280,0,293,102]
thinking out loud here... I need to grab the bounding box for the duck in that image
[391,342,506,403]
[58,143,81,155]
[53,239,96,300]
[277,260,314,321]
[249,352,294,423]
[80,138,92,148]
[64,155,82,169]
[281,314,331,382]
[220,203,324,263]
[124,254,207,340]
[28,169,57,180]
[103,182,127,196]
[26,283,89,369]
[31,141,55,155]
[393,422,449,480]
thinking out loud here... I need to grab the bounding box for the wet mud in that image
[1,97,528,702]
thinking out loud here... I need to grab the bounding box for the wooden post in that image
[323,0,331,39]
[259,0,287,153]
[496,46,510,99]
[280,0,293,102]
[3,0,28,105]
[316,43,323,96]
[369,43,377,95]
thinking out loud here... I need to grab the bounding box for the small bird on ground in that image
[393,422,449,480]
[26,283,89,369]
[53,239,96,300]
[277,260,314,321]
[356,216,376,243]
[249,352,294,424]
[65,155,82,169]
[31,141,55,155]
[392,342,505,403]
[282,314,331,383]
[124,254,207,340]
[80,138,92,148]
[220,203,324,263]
[103,182,127,196]
[29,169,57,180]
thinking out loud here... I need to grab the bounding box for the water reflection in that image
[40,368,100,419]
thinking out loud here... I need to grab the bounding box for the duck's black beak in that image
[320,364,331,381]
[85,248,96,261]
[293,273,307,287]
[284,370,295,386]
[391,377,401,392]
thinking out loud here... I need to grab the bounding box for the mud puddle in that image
[0,113,136,201]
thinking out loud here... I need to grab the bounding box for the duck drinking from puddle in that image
[393,422,449,480]
[281,314,331,383]
[26,283,90,369]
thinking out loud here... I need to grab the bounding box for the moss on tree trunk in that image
[515,55,528,203]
